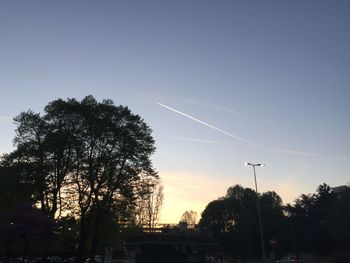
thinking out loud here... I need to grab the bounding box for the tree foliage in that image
[0,166,34,211]
[200,183,350,260]
[285,183,337,253]
[327,186,350,251]
[199,185,287,259]
[180,210,198,227]
[134,177,164,229]
[1,96,158,261]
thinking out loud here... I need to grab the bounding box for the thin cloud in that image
[269,148,350,161]
[220,105,242,116]
[158,95,245,117]
[158,103,263,149]
[181,98,243,116]
[171,136,220,144]
[158,102,350,161]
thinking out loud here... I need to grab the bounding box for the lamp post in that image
[245,162,266,262]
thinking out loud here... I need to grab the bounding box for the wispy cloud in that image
[179,97,243,117]
[171,136,220,144]
[269,148,350,161]
[158,102,350,161]
[157,95,245,117]
[158,103,263,149]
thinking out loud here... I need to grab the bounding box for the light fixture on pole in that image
[245,162,266,262]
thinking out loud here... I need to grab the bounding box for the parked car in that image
[276,255,301,263]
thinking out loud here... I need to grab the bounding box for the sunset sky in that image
[1,1,349,223]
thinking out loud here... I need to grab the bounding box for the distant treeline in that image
[198,183,350,259]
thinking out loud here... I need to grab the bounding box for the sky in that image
[0,1,349,223]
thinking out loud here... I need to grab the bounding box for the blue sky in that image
[1,1,349,223]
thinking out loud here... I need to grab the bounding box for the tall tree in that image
[134,177,164,229]
[285,183,335,253]
[2,96,158,262]
[199,185,286,259]
[180,210,198,227]
[2,106,75,218]
[327,186,350,251]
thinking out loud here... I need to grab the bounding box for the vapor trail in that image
[268,148,350,161]
[158,103,350,163]
[158,103,350,161]
[157,103,263,149]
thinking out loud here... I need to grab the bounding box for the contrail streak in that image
[157,102,350,161]
[157,103,263,149]
[268,148,350,160]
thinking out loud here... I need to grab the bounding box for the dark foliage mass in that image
[0,202,55,258]
[199,183,350,260]
[0,96,158,262]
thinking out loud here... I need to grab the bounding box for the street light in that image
[245,162,266,262]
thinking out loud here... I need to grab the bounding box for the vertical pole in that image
[253,165,266,262]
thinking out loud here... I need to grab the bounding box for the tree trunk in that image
[90,211,103,263]
[78,215,87,263]
[50,189,58,218]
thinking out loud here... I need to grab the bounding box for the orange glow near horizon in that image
[159,171,301,224]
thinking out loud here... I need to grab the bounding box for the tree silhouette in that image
[327,185,350,252]
[134,177,163,229]
[180,210,198,227]
[1,96,157,262]
[0,166,34,211]
[199,185,286,259]
[285,183,336,253]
